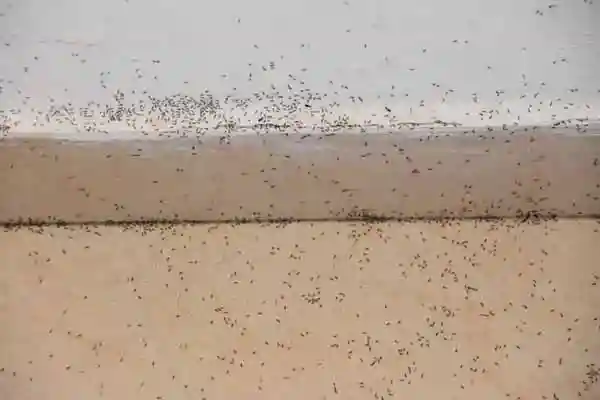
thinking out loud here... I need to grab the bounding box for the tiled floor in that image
[1,219,599,399]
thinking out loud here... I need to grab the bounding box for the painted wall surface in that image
[1,0,599,139]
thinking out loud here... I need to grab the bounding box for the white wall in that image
[0,0,599,139]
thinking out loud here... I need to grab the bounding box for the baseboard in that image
[1,124,599,224]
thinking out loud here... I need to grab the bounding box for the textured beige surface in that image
[1,219,599,399]
[2,130,600,223]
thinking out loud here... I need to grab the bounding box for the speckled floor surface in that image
[1,219,599,400]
